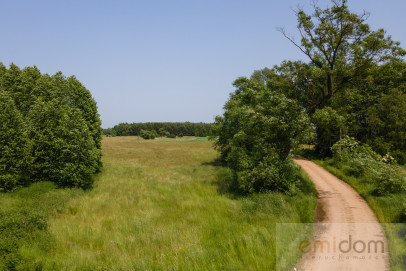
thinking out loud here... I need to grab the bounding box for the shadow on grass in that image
[201,158,245,199]
[201,157,224,167]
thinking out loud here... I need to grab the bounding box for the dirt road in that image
[293,159,390,271]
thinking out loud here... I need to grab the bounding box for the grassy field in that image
[1,136,317,270]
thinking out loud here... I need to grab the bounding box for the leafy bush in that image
[166,134,176,138]
[330,136,359,155]
[237,155,301,194]
[0,209,47,269]
[373,167,405,195]
[330,136,405,195]
[158,128,169,137]
[140,129,157,139]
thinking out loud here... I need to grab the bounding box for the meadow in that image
[1,136,316,270]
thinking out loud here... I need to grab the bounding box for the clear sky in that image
[1,0,405,128]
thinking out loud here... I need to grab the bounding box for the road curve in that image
[293,159,390,271]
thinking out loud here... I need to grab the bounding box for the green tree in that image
[0,90,31,191]
[312,107,345,155]
[140,129,157,139]
[280,0,405,110]
[158,127,169,137]
[64,76,102,151]
[367,89,406,163]
[28,99,100,188]
[213,77,310,193]
[0,63,102,190]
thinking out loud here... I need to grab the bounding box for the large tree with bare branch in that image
[280,0,405,110]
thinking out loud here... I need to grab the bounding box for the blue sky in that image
[1,0,405,128]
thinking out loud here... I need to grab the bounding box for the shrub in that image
[166,134,176,138]
[0,209,47,269]
[330,137,405,195]
[374,166,405,195]
[330,136,359,155]
[158,128,170,137]
[140,129,157,139]
[237,155,300,194]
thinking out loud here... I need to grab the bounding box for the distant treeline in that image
[103,122,213,137]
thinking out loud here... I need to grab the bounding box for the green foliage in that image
[140,129,157,139]
[166,133,176,138]
[0,63,101,191]
[274,0,406,158]
[0,209,47,269]
[0,90,31,192]
[28,100,100,188]
[367,89,406,163]
[158,127,170,137]
[281,0,405,110]
[0,181,83,270]
[331,137,405,195]
[330,135,359,155]
[212,77,310,193]
[237,156,302,195]
[102,128,117,137]
[312,107,345,155]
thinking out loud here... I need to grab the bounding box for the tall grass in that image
[0,182,83,270]
[2,137,317,270]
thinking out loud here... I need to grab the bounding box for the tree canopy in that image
[0,63,102,191]
[275,0,406,158]
[212,77,309,193]
[280,0,405,111]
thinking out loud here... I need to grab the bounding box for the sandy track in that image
[293,159,390,271]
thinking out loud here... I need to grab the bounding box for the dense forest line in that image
[0,63,102,191]
[103,122,212,137]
